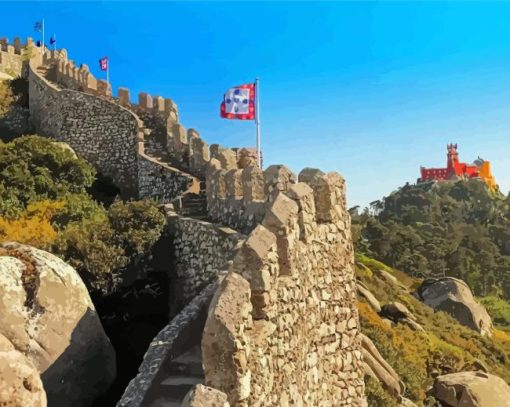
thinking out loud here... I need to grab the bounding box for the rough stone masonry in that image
[5,39,366,406]
[201,168,365,406]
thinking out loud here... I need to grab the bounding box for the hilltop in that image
[351,178,510,299]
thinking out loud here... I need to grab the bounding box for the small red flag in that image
[99,57,108,71]
[220,83,255,120]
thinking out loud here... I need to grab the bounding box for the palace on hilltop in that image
[418,144,497,190]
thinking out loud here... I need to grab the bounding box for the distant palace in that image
[418,144,497,190]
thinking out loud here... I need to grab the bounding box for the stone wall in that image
[166,206,245,304]
[0,105,31,135]
[29,64,140,196]
[0,37,27,76]
[205,162,296,234]
[138,146,198,202]
[201,168,366,406]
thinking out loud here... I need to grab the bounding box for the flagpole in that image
[42,18,45,56]
[255,77,261,169]
[107,60,110,91]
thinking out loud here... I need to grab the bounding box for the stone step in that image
[155,375,204,400]
[165,346,203,377]
[148,397,182,407]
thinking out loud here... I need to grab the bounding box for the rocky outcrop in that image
[0,242,116,407]
[360,333,404,398]
[357,282,381,312]
[379,301,424,331]
[432,371,510,407]
[416,277,493,337]
[0,333,47,407]
[182,384,230,407]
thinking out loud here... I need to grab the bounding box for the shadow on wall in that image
[41,308,117,407]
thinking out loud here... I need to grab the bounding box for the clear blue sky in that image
[3,1,510,208]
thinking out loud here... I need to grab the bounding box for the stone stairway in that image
[144,345,205,407]
[36,65,52,82]
[175,192,207,219]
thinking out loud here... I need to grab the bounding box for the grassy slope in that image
[356,254,510,406]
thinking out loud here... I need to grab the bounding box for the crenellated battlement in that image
[204,163,345,234]
[201,168,363,406]
[0,36,37,54]
[0,37,39,77]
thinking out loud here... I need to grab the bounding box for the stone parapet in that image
[166,207,246,306]
[202,169,365,406]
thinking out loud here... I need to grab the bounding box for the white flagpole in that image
[255,77,261,168]
[42,19,45,56]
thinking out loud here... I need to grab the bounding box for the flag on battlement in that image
[220,83,255,120]
[220,79,262,169]
[50,35,56,45]
[34,21,43,33]
[99,57,108,71]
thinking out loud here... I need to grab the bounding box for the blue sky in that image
[3,1,510,207]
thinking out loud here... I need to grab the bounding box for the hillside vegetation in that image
[351,180,510,299]
[356,254,510,406]
[0,135,165,295]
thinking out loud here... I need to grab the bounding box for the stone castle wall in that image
[201,168,365,406]
[16,38,366,406]
[28,54,198,201]
[205,162,296,234]
[166,206,245,304]
[0,37,28,76]
[29,64,141,196]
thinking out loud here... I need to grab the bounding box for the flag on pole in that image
[99,57,109,71]
[50,35,56,45]
[34,21,43,33]
[220,83,256,120]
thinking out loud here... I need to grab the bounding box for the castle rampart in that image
[29,62,141,196]
[200,169,365,405]
[0,37,39,77]
[166,206,245,305]
[205,162,297,234]
[12,38,366,406]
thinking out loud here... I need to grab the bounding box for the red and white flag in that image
[220,83,255,120]
[99,57,109,71]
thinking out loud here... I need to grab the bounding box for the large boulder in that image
[433,371,510,407]
[0,333,47,407]
[0,242,116,407]
[416,277,493,336]
[380,302,414,322]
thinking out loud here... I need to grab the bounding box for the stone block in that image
[299,168,345,223]
[138,92,153,109]
[225,169,243,198]
[241,165,266,204]
[153,95,165,112]
[264,165,296,202]
[286,183,317,242]
[182,384,230,407]
[217,148,238,170]
[118,87,130,106]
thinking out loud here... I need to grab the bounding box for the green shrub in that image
[480,296,510,327]
[0,135,95,217]
[365,376,398,407]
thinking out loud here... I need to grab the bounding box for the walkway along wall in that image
[28,57,197,201]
